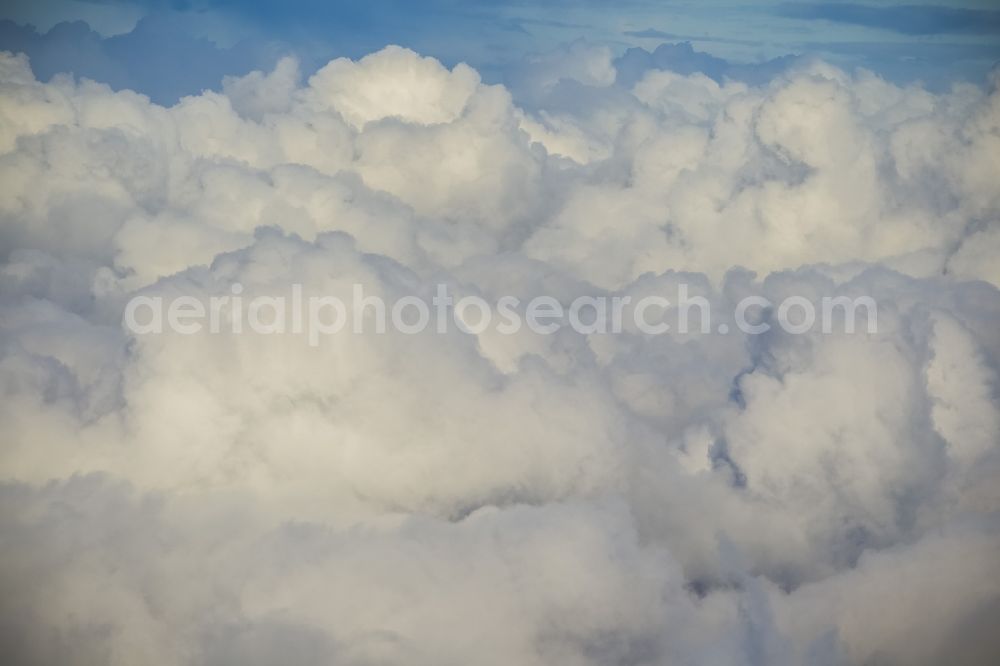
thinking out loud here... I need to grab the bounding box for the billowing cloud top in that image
[0,42,999,665]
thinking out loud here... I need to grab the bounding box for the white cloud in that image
[306,46,481,130]
[0,45,999,665]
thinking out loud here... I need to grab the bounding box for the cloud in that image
[0,42,999,665]
[623,28,676,40]
[0,16,282,105]
[777,2,1000,36]
[615,41,800,88]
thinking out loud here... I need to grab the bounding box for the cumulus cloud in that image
[0,41,999,665]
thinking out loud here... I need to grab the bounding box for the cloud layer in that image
[1,44,999,665]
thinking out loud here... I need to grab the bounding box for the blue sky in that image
[1,0,998,103]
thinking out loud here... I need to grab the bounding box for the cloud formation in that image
[777,2,1000,36]
[0,42,999,665]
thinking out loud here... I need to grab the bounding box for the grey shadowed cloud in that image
[0,17,282,105]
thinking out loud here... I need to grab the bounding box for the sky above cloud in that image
[1,3,999,666]
[1,0,999,103]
